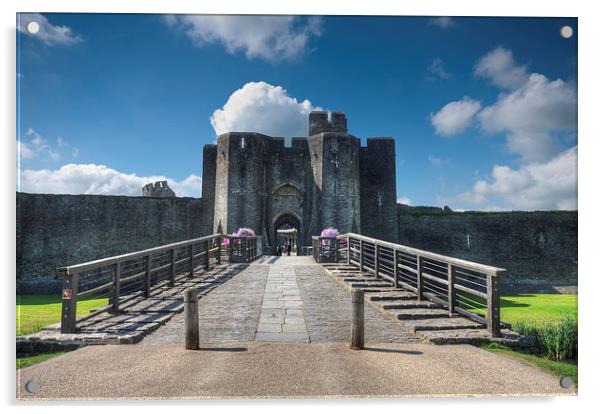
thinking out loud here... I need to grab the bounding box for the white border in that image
[2,0,601,412]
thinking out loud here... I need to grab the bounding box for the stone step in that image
[393,308,451,320]
[381,300,445,310]
[342,276,383,283]
[368,292,417,301]
[419,329,494,345]
[407,317,486,331]
[350,282,394,289]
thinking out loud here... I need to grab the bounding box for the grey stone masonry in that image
[256,258,309,343]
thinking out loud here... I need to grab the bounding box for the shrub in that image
[513,315,577,361]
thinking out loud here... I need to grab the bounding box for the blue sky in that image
[16,14,577,210]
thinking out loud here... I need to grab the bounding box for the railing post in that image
[169,249,176,287]
[487,271,502,337]
[335,238,339,263]
[447,264,456,316]
[60,270,78,333]
[374,244,380,278]
[347,236,351,265]
[359,239,364,272]
[204,240,210,270]
[144,255,151,297]
[189,244,194,277]
[112,262,121,314]
[393,248,399,288]
[217,236,222,265]
[417,255,423,300]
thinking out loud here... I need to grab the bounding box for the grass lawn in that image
[17,295,109,336]
[499,294,577,325]
[17,352,66,370]
[481,342,577,384]
[467,293,577,325]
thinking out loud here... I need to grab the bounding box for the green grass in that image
[481,342,577,384]
[17,352,66,370]
[498,294,577,325]
[17,294,109,336]
[465,293,577,325]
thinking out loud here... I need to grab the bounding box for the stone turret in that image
[142,181,176,198]
[309,111,348,136]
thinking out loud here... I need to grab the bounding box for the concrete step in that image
[419,329,494,345]
[350,282,394,289]
[407,317,486,332]
[368,291,417,301]
[381,301,445,310]
[393,308,451,320]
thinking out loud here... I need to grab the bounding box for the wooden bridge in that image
[22,232,522,346]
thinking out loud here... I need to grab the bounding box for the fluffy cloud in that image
[430,17,455,29]
[428,154,446,166]
[397,197,412,205]
[210,81,321,138]
[455,146,577,210]
[427,58,452,80]
[474,46,529,89]
[17,128,77,162]
[19,164,202,198]
[164,15,322,62]
[18,13,83,46]
[430,97,481,136]
[431,46,577,210]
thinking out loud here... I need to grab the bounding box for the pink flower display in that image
[235,228,256,238]
[320,228,339,238]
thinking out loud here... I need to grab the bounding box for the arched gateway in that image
[201,111,399,251]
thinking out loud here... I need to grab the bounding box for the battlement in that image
[142,181,176,198]
[309,111,348,136]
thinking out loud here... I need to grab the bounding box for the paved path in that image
[256,258,309,342]
[142,256,417,344]
[17,342,574,399]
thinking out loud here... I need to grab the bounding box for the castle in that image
[200,111,399,252]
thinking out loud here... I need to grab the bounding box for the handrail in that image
[316,232,505,337]
[57,233,224,276]
[57,233,259,333]
[338,233,505,275]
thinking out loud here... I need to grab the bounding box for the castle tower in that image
[308,111,361,236]
[212,133,267,236]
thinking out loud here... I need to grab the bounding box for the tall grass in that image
[513,315,577,361]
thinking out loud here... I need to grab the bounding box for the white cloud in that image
[18,13,83,46]
[18,164,202,198]
[397,197,412,205]
[430,17,455,29]
[432,46,577,211]
[477,74,577,162]
[474,46,528,90]
[164,15,322,62]
[452,147,577,210]
[18,128,79,163]
[427,58,452,80]
[210,81,321,138]
[430,97,481,136]
[428,154,446,166]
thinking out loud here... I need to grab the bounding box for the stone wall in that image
[397,205,578,293]
[16,192,204,294]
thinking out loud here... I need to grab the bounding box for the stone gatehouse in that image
[200,111,398,251]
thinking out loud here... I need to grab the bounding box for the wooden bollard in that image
[184,288,199,350]
[350,289,364,350]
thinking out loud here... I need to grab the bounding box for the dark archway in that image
[274,213,301,255]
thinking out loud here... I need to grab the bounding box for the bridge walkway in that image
[141,255,419,345]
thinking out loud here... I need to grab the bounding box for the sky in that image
[16,14,577,211]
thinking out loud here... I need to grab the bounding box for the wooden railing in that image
[312,236,340,263]
[325,233,505,336]
[57,234,258,333]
